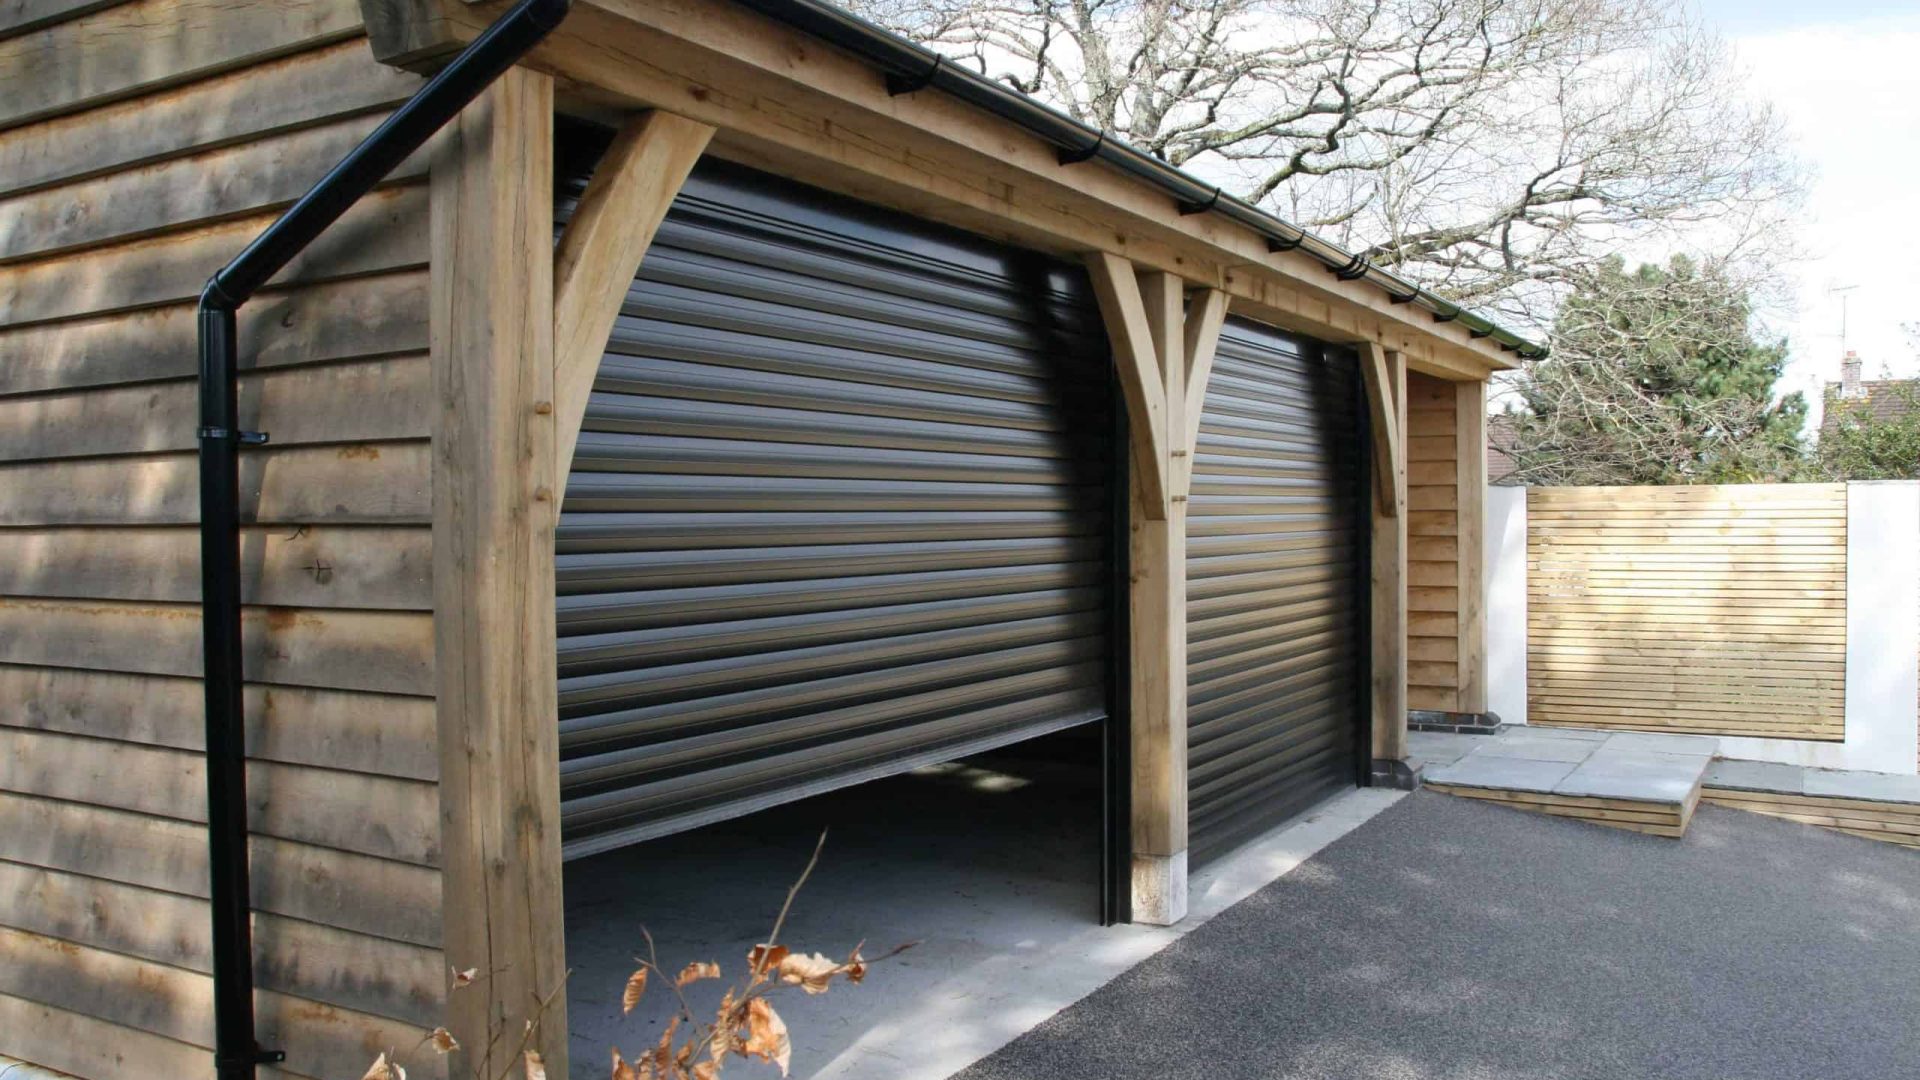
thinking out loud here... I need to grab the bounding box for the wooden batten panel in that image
[0,37,419,198]
[0,441,431,526]
[0,354,431,462]
[0,525,433,611]
[0,728,441,865]
[0,271,430,397]
[0,181,427,327]
[1528,483,1846,740]
[0,111,432,263]
[0,664,438,779]
[0,598,434,696]
[0,862,445,1030]
[0,792,442,947]
[0,926,443,1080]
[0,0,365,131]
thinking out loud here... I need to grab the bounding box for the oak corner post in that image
[430,66,569,1077]
[1360,343,1411,785]
[1454,378,1488,715]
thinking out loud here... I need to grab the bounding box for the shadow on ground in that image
[960,792,1920,1080]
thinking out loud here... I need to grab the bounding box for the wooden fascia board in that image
[551,109,713,482]
[361,0,1522,374]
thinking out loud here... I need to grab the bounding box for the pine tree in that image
[1503,256,1806,486]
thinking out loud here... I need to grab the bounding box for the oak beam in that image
[552,109,713,480]
[1363,346,1410,775]
[429,67,569,1078]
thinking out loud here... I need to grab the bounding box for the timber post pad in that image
[1369,758,1422,791]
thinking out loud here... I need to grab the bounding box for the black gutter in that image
[733,0,1547,360]
[196,0,570,1076]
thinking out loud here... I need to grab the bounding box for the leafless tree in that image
[851,0,1801,323]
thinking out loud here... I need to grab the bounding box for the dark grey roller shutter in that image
[553,154,1114,860]
[1186,317,1366,860]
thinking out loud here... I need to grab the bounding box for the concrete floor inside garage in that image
[561,730,1402,1080]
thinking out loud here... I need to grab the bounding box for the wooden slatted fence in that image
[1528,484,1847,741]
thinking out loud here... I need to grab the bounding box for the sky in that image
[1692,0,1920,430]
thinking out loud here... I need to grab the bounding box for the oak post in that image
[1361,344,1409,777]
[429,67,569,1077]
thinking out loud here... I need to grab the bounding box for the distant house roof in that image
[1821,379,1920,439]
[1488,413,1521,484]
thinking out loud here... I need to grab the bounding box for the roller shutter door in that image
[553,154,1115,860]
[1186,318,1367,860]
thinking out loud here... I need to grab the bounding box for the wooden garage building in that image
[0,0,1521,1074]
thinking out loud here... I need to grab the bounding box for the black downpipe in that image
[195,1,570,1076]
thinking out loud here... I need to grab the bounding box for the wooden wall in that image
[1528,484,1848,740]
[1404,373,1485,715]
[0,2,448,1077]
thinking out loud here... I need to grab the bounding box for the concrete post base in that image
[1130,850,1188,925]
[1369,758,1422,791]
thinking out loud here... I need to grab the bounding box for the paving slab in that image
[1803,769,1920,805]
[1471,736,1597,763]
[1556,748,1708,803]
[1703,759,1806,795]
[1406,730,1474,769]
[1599,731,1722,756]
[1423,754,1577,794]
[1514,725,1611,741]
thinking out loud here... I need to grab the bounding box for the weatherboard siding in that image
[0,4,446,1078]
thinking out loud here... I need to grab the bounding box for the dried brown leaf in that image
[775,951,841,995]
[743,998,792,1077]
[451,967,479,990]
[360,1053,405,1080]
[674,960,721,988]
[524,1050,548,1080]
[690,1064,718,1080]
[651,1016,680,1072]
[622,967,649,1014]
[747,943,789,977]
[612,1048,638,1080]
[428,1026,458,1054]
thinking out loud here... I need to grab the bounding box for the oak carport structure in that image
[0,0,1522,1075]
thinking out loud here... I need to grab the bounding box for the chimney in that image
[1841,351,1863,398]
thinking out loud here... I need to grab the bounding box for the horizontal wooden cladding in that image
[0,791,440,947]
[0,862,444,1031]
[0,926,444,1080]
[0,181,426,328]
[1,727,439,865]
[1430,783,1693,837]
[0,441,430,526]
[1527,483,1847,742]
[0,665,436,780]
[0,271,429,398]
[0,353,430,462]
[0,111,430,264]
[0,526,432,611]
[0,597,433,695]
[1701,789,1920,849]
[0,0,366,131]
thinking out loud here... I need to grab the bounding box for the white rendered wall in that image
[1716,481,1920,774]
[1485,485,1528,726]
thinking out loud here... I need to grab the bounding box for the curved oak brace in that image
[552,110,713,482]
[1177,287,1226,494]
[1084,251,1171,519]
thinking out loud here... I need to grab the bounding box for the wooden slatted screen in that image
[1528,484,1847,741]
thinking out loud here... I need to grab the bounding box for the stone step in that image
[1419,728,1713,838]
